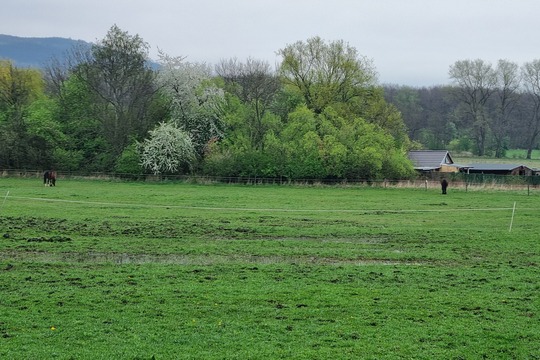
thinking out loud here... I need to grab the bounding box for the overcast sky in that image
[3,0,540,86]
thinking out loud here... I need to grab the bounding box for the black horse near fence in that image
[441,178,448,194]
[44,171,56,186]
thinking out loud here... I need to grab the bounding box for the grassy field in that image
[504,149,540,161]
[1,178,540,359]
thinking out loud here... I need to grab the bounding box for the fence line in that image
[1,168,539,192]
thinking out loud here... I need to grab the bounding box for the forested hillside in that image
[0,34,89,68]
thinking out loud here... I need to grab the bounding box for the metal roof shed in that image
[466,164,533,176]
[408,150,458,172]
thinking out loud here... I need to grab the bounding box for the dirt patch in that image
[0,250,427,266]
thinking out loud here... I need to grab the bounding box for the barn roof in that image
[468,164,531,171]
[408,150,454,170]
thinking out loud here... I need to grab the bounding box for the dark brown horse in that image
[44,170,56,186]
[441,179,448,194]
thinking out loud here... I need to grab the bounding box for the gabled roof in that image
[468,164,531,171]
[408,150,454,170]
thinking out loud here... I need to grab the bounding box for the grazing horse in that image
[441,178,448,194]
[44,170,56,186]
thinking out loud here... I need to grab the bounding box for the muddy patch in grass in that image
[0,250,428,266]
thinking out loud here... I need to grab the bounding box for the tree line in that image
[2,26,537,182]
[0,25,416,180]
[385,59,540,159]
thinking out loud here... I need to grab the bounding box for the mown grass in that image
[1,178,540,359]
[505,149,540,160]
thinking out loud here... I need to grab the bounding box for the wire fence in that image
[2,168,540,193]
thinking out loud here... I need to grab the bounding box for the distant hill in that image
[0,34,159,70]
[0,34,91,68]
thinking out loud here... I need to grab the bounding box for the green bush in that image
[115,142,143,175]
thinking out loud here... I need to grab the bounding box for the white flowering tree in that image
[156,52,225,155]
[140,122,195,175]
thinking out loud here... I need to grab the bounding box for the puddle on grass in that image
[0,250,426,266]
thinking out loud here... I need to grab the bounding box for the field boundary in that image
[2,169,540,191]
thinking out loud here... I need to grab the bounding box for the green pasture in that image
[505,149,540,161]
[1,178,539,359]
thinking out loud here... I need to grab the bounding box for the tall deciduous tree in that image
[216,57,281,150]
[449,59,497,156]
[384,85,424,140]
[277,37,409,150]
[277,36,377,115]
[157,52,225,157]
[74,25,157,158]
[521,59,540,159]
[0,60,43,114]
[0,60,49,168]
[51,76,107,171]
[492,60,520,158]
